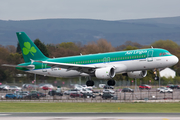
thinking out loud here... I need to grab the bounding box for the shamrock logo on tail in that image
[23,42,37,56]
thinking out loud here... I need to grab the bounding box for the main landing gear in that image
[86,76,116,86]
[107,79,116,86]
[86,77,94,86]
[86,80,94,86]
[86,79,116,86]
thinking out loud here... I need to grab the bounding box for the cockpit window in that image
[159,52,171,56]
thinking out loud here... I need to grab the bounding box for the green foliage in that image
[58,42,78,50]
[0,68,7,82]
[159,76,180,85]
[7,53,23,64]
[16,42,22,54]
[0,47,10,61]
[34,39,49,57]
[116,41,143,51]
[58,42,80,53]
[151,40,179,49]
[151,40,180,55]
[83,39,115,54]
[46,42,81,58]
[123,45,138,50]
[114,74,125,81]
[173,76,180,84]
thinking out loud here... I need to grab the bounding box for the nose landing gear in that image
[154,76,159,81]
[154,69,159,81]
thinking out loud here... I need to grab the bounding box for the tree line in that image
[0,38,180,85]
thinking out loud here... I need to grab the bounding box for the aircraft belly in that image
[57,68,81,77]
[27,68,81,77]
[26,69,49,76]
[124,60,145,71]
[127,57,162,70]
[123,59,159,71]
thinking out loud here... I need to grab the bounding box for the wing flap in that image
[35,61,97,69]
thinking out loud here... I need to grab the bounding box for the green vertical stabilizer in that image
[16,32,48,63]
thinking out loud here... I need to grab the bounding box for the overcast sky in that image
[1,0,180,21]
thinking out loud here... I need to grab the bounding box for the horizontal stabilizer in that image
[2,64,34,69]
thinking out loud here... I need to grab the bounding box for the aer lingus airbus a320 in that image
[2,32,179,86]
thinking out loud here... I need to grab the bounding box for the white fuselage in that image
[27,55,178,78]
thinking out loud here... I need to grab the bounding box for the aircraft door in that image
[107,57,110,63]
[103,57,110,64]
[147,50,153,62]
[42,63,47,72]
[103,57,106,63]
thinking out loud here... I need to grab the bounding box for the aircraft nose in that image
[172,55,179,64]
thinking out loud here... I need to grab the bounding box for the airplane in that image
[2,32,179,86]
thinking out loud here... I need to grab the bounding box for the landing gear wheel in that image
[86,80,94,86]
[107,80,115,86]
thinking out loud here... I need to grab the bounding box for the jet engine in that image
[95,67,115,79]
[127,70,147,78]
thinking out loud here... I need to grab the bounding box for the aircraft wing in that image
[35,61,98,71]
[2,64,34,69]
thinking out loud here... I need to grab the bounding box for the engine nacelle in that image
[95,67,115,79]
[127,70,147,78]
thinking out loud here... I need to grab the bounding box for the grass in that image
[0,102,180,113]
